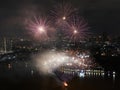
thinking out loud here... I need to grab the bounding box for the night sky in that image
[0,0,120,38]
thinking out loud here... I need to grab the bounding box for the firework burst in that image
[25,16,50,41]
[24,1,91,43]
[67,15,90,42]
[50,2,77,28]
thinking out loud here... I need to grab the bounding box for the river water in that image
[0,60,120,90]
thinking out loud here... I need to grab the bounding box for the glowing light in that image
[79,72,85,77]
[62,16,66,20]
[73,30,78,34]
[67,15,89,41]
[38,26,45,32]
[63,82,68,87]
[31,70,34,75]
[51,2,76,27]
[25,16,49,40]
[113,71,116,75]
[8,64,12,69]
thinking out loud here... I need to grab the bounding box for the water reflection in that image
[0,61,117,80]
[55,66,117,82]
[0,60,119,90]
[8,63,12,69]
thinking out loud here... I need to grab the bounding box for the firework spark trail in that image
[33,50,94,74]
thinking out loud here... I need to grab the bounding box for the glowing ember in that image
[63,82,68,87]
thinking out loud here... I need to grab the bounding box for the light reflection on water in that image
[0,61,117,79]
[54,66,117,82]
[0,60,119,90]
